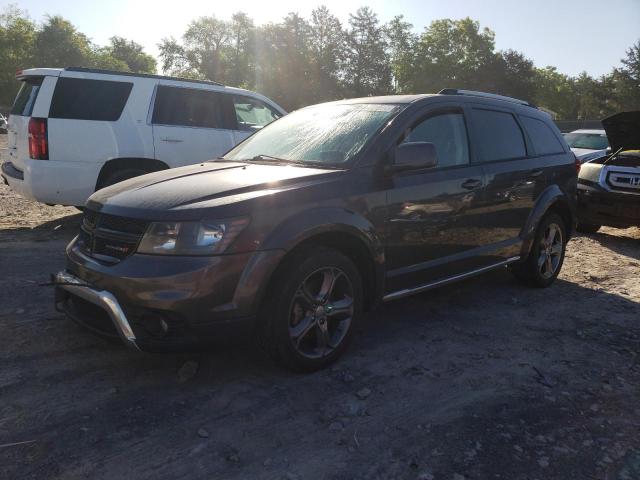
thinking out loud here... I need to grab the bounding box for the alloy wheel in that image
[288,267,354,359]
[537,222,563,279]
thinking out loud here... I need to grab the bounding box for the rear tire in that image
[576,222,601,234]
[511,213,566,288]
[258,247,363,372]
[98,168,148,190]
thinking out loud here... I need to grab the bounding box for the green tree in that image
[159,15,231,82]
[410,17,496,93]
[344,7,392,97]
[33,15,93,68]
[226,12,255,88]
[493,49,537,101]
[0,5,36,107]
[104,36,156,73]
[308,6,345,102]
[385,15,416,93]
[533,66,578,119]
[611,40,640,111]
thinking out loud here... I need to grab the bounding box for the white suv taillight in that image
[28,117,48,160]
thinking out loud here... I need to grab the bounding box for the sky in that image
[4,0,640,77]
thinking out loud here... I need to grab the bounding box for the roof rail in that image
[64,67,224,87]
[438,88,536,108]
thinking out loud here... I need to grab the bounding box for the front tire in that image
[512,213,566,288]
[259,247,363,372]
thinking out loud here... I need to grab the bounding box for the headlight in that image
[137,218,249,255]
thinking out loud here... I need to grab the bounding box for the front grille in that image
[78,210,149,263]
[604,166,640,195]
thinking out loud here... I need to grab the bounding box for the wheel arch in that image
[257,208,385,313]
[520,185,575,258]
[95,158,170,191]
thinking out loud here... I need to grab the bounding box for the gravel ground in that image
[1,133,639,479]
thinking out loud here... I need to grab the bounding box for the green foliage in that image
[343,7,392,97]
[0,5,35,107]
[0,5,155,109]
[0,4,637,120]
[104,37,156,73]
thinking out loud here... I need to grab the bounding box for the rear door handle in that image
[160,137,184,143]
[461,178,482,190]
[529,169,544,177]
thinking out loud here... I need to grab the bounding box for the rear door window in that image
[49,77,133,121]
[471,109,527,162]
[11,77,43,116]
[233,96,281,131]
[520,116,565,155]
[152,86,232,129]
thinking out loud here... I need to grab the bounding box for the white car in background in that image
[1,67,286,207]
[563,129,609,162]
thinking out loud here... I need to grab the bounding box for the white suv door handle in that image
[160,137,184,143]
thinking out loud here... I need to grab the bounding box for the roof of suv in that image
[335,89,539,110]
[16,67,224,87]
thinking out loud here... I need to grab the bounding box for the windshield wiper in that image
[250,154,289,163]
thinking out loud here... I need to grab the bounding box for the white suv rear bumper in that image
[2,159,99,206]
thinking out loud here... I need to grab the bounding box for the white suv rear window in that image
[11,77,43,116]
[49,77,133,121]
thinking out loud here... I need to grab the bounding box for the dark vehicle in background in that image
[576,111,640,233]
[54,89,578,371]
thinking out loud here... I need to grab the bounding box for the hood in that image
[602,111,640,151]
[87,161,344,219]
[571,147,606,158]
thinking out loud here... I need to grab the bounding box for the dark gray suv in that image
[55,89,578,371]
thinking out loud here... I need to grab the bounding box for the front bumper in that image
[54,271,139,350]
[56,239,285,351]
[577,187,640,228]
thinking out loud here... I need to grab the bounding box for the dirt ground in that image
[1,133,639,480]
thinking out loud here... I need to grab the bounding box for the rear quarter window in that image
[471,109,527,162]
[49,77,133,121]
[520,116,565,155]
[11,78,43,116]
[152,86,233,129]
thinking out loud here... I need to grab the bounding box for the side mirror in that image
[392,142,438,172]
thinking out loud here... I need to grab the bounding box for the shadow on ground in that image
[0,213,82,242]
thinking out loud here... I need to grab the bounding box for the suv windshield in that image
[564,132,609,150]
[223,103,400,166]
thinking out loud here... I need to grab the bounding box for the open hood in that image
[601,111,640,152]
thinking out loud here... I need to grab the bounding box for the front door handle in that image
[529,169,544,178]
[160,137,184,143]
[461,178,482,190]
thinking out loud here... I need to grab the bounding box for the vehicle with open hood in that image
[576,111,640,233]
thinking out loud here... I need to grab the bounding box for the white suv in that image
[1,67,286,206]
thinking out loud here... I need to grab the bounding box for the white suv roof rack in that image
[438,88,536,108]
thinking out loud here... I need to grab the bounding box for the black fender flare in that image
[519,185,574,259]
[257,207,386,306]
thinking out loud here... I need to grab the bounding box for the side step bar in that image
[383,257,521,302]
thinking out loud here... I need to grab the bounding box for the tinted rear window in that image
[49,77,133,121]
[11,78,43,116]
[152,86,230,129]
[471,109,527,162]
[520,116,565,155]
